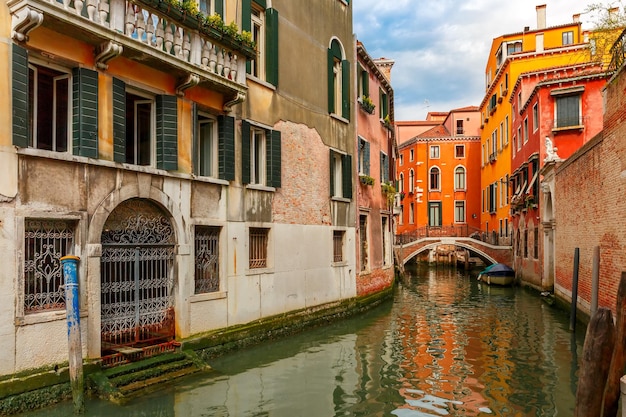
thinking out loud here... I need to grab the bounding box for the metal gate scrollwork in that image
[100,199,175,353]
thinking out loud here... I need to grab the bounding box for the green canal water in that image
[19,265,585,416]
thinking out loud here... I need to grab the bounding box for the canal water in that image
[20,265,585,416]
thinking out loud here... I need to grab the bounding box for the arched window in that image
[409,169,414,193]
[429,167,440,191]
[454,166,466,190]
[328,39,350,120]
[399,173,404,193]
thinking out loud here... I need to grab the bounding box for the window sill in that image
[552,125,584,133]
[246,184,276,192]
[246,267,275,275]
[331,196,351,203]
[16,309,87,326]
[190,291,227,303]
[332,261,348,267]
[330,113,349,124]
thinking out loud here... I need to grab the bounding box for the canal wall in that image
[0,285,394,415]
[552,63,626,321]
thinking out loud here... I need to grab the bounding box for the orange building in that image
[396,107,481,236]
[479,5,598,244]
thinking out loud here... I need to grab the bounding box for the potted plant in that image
[359,174,375,186]
[359,95,375,114]
[381,182,397,206]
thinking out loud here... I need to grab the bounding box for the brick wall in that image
[554,69,626,316]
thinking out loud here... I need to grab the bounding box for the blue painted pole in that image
[60,255,84,414]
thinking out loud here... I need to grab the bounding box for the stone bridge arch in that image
[395,237,512,266]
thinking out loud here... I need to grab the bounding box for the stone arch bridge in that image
[395,237,512,266]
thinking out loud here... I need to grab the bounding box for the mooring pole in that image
[60,255,84,414]
[591,246,600,317]
[570,248,580,332]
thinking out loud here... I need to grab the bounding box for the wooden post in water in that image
[602,272,626,417]
[574,307,615,417]
[570,248,580,332]
[60,256,84,414]
[591,246,600,317]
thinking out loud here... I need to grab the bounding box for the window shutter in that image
[341,60,350,120]
[191,103,198,174]
[361,70,369,97]
[266,8,279,87]
[112,77,126,163]
[342,154,352,199]
[327,48,335,114]
[156,95,178,171]
[12,44,29,148]
[241,120,251,184]
[364,141,370,176]
[329,149,335,197]
[242,0,251,74]
[266,129,281,188]
[72,68,98,158]
[214,0,223,17]
[218,115,235,181]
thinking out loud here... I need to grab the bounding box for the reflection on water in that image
[18,265,583,417]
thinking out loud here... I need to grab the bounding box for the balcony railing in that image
[9,0,253,105]
[609,27,626,74]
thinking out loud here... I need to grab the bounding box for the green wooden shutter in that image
[380,151,389,183]
[329,149,335,197]
[266,129,281,188]
[341,60,350,120]
[361,69,369,98]
[72,68,99,158]
[364,141,370,176]
[156,95,178,171]
[241,120,251,184]
[342,154,352,199]
[327,49,335,114]
[265,8,279,87]
[12,44,29,148]
[242,0,251,74]
[218,115,235,181]
[214,0,223,17]
[112,77,126,163]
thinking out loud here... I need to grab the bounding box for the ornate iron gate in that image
[100,199,175,353]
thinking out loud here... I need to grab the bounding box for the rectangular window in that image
[249,227,269,269]
[524,229,529,258]
[379,89,389,119]
[250,5,265,80]
[251,127,266,185]
[455,145,465,158]
[454,201,466,223]
[562,31,573,45]
[359,215,368,270]
[330,150,352,199]
[456,119,464,135]
[382,216,389,266]
[504,116,509,145]
[523,118,529,143]
[430,145,440,159]
[358,66,369,99]
[409,149,414,161]
[532,103,538,131]
[358,137,369,175]
[534,230,539,259]
[399,154,404,166]
[125,91,153,166]
[24,219,75,313]
[380,151,389,183]
[194,226,220,294]
[409,203,414,224]
[491,130,497,155]
[333,230,344,263]
[555,95,581,128]
[428,202,442,227]
[517,126,522,151]
[197,113,217,177]
[507,41,522,55]
[242,121,281,188]
[198,0,222,15]
[28,63,71,152]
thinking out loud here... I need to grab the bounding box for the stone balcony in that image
[8,0,253,108]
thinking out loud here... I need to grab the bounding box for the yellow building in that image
[479,5,611,243]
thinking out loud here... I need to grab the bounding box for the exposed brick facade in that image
[553,66,626,317]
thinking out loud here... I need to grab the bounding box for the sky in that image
[353,0,609,121]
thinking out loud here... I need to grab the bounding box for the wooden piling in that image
[602,272,626,417]
[574,307,615,417]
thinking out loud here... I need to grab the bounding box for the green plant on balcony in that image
[359,95,375,114]
[359,174,375,186]
[382,114,393,130]
[381,182,396,206]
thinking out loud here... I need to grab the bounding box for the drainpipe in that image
[61,255,84,414]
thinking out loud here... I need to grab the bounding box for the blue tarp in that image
[483,263,514,276]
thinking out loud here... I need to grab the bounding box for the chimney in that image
[573,13,580,23]
[536,4,547,30]
[373,58,395,82]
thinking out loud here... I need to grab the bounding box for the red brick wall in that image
[554,69,626,316]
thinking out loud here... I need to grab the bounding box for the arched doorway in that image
[100,199,176,355]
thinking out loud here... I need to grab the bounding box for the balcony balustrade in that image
[8,0,253,107]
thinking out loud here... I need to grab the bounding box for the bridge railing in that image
[394,225,511,246]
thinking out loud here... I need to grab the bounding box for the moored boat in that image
[477,263,515,286]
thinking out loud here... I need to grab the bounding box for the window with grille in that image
[194,226,220,294]
[333,230,344,263]
[24,219,75,313]
[249,228,269,269]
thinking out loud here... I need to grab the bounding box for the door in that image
[100,199,175,353]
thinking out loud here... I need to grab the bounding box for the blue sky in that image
[353,0,604,121]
